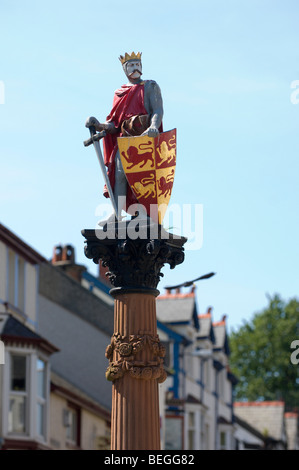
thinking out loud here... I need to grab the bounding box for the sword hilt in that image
[83,127,106,147]
[89,125,96,136]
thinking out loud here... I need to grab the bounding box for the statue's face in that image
[125,60,142,81]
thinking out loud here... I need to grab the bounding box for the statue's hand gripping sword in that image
[83,125,118,219]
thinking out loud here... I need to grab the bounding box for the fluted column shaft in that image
[110,292,160,450]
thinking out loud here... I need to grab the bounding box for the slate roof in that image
[234,401,286,442]
[0,313,59,355]
[234,414,266,442]
[156,290,199,330]
[157,294,195,323]
[1,314,43,339]
[197,312,215,343]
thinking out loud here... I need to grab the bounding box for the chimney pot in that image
[62,245,75,263]
[52,245,62,264]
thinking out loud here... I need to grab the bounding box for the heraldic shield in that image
[118,129,176,224]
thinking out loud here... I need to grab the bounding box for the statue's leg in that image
[98,150,127,226]
[114,150,127,215]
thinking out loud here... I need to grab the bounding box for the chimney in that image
[52,244,86,282]
[62,244,75,264]
[52,245,63,263]
[207,306,213,314]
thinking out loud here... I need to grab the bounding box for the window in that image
[200,414,205,450]
[205,423,210,450]
[65,405,81,447]
[220,431,226,450]
[37,358,46,437]
[218,369,226,399]
[7,250,25,312]
[188,412,196,450]
[9,355,28,434]
[165,416,184,450]
[4,350,49,442]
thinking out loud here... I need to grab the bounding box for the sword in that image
[83,125,118,219]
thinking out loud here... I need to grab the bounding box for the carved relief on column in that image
[105,331,167,383]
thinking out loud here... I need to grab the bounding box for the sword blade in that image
[92,138,119,218]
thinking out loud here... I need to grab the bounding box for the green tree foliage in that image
[229,294,299,409]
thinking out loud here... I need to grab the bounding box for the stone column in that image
[82,225,186,450]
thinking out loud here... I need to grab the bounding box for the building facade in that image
[156,288,237,450]
[0,224,57,449]
[0,226,113,450]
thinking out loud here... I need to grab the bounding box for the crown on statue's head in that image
[119,52,142,65]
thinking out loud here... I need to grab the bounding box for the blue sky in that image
[1,0,299,332]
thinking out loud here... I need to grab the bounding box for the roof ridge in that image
[234,400,285,407]
[158,292,195,300]
[284,412,299,418]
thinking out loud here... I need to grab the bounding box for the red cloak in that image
[102,83,148,207]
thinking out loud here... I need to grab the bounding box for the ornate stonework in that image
[105,331,167,383]
[82,227,186,292]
